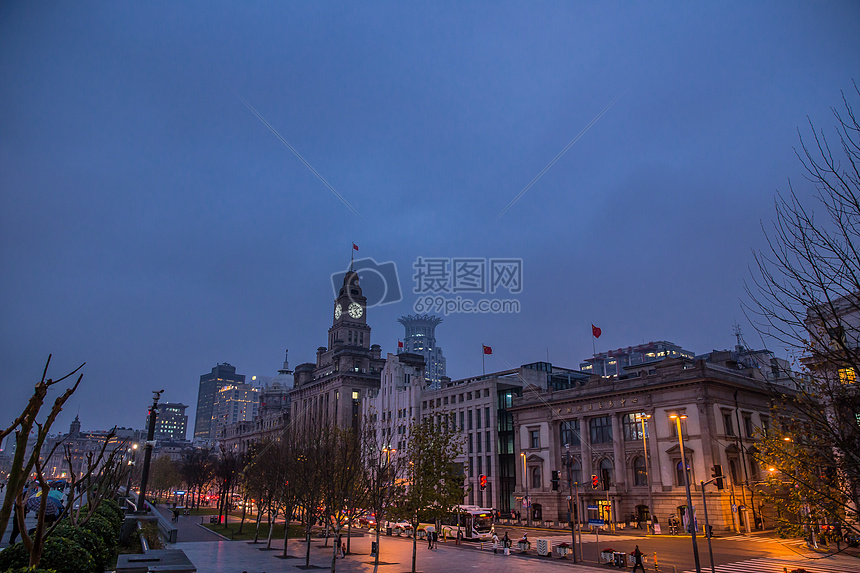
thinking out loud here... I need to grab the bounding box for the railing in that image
[145,501,178,544]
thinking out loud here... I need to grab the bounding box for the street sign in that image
[731,504,738,513]
[588,518,604,526]
[587,505,598,511]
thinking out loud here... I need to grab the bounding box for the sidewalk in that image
[152,504,230,543]
[0,513,39,549]
[174,529,605,573]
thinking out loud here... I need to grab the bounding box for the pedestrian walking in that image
[340,540,346,559]
[631,545,646,572]
[503,532,510,556]
[492,532,499,554]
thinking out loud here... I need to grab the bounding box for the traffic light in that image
[591,474,599,489]
[479,474,487,490]
[711,464,724,489]
[551,470,560,491]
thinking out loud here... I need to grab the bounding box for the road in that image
[414,524,859,573]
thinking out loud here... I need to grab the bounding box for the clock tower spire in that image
[329,270,369,348]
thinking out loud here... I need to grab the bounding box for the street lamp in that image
[669,411,701,573]
[636,412,656,534]
[125,443,139,504]
[563,443,580,563]
[521,452,530,527]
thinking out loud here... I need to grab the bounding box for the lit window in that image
[839,368,856,384]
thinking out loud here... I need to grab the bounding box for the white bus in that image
[442,506,494,540]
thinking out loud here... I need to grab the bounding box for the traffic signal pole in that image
[701,478,718,573]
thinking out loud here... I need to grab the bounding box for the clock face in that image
[334,303,342,320]
[348,302,363,319]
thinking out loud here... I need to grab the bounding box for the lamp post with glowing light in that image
[637,412,656,534]
[669,411,701,573]
[125,442,139,504]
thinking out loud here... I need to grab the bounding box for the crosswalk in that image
[718,534,806,546]
[681,556,860,573]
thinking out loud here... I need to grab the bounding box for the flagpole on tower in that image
[350,243,359,271]
[482,344,485,375]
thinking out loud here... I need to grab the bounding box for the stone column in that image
[580,416,591,483]
[612,413,626,489]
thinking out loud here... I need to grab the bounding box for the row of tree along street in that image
[155,416,465,573]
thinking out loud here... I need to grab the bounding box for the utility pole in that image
[137,389,163,513]
[564,444,577,563]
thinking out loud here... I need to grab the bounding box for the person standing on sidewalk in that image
[492,532,499,554]
[631,545,646,572]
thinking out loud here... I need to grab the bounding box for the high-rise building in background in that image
[220,350,293,454]
[211,382,259,438]
[146,402,189,442]
[194,363,245,442]
[398,314,446,389]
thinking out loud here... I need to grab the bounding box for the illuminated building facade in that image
[194,362,245,442]
[398,314,446,389]
[580,341,695,377]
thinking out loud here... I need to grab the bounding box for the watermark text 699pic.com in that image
[412,257,522,315]
[331,256,523,315]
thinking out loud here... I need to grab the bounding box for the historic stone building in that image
[509,348,796,533]
[418,362,588,513]
[219,351,294,454]
[289,270,386,431]
[362,352,427,453]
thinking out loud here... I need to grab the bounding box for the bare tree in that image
[180,448,214,510]
[360,416,400,572]
[746,83,860,539]
[0,355,83,542]
[392,416,465,573]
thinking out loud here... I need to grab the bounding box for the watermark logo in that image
[331,257,403,308]
[412,257,522,315]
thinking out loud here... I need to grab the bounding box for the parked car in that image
[385,520,413,535]
[358,514,377,528]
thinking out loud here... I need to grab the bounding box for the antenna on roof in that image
[732,323,743,349]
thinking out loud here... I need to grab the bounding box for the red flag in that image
[353,243,359,251]
[592,324,602,339]
[398,340,404,348]
[482,345,493,355]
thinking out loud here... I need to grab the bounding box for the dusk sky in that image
[2,2,859,436]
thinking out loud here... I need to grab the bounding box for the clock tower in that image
[289,268,385,431]
[328,270,370,350]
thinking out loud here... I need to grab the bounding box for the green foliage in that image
[0,543,28,571]
[2,567,59,573]
[52,523,109,571]
[393,416,465,524]
[0,538,94,573]
[39,536,95,573]
[94,501,123,533]
[99,498,123,522]
[81,513,118,550]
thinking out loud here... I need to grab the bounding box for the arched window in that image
[600,458,613,489]
[633,456,648,486]
[531,466,541,489]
